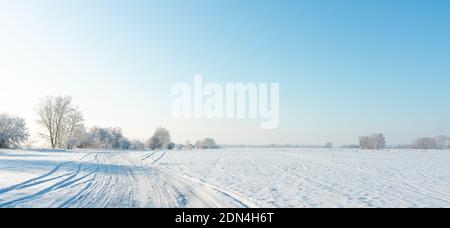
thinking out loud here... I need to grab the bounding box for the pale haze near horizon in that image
[1,0,450,146]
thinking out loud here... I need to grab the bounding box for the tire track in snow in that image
[123,151,253,208]
[0,153,93,195]
[0,150,258,208]
[141,151,157,161]
[0,154,97,208]
[151,151,167,165]
[179,175,257,208]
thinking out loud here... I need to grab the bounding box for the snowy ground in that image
[1,148,450,208]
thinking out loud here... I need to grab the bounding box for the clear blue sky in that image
[1,0,450,145]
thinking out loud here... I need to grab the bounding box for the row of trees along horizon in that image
[0,96,218,150]
[1,96,449,150]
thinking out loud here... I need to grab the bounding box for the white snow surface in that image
[1,148,450,208]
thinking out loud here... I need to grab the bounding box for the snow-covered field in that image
[1,148,450,208]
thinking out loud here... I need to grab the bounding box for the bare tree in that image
[434,135,449,150]
[36,96,83,149]
[0,113,29,148]
[116,136,131,150]
[64,108,84,149]
[185,140,194,150]
[176,144,186,150]
[370,133,386,150]
[66,125,88,149]
[412,137,437,150]
[147,127,172,150]
[147,136,162,150]
[359,133,386,150]
[85,127,127,149]
[196,138,219,149]
[447,136,450,149]
[359,136,370,150]
[130,140,146,150]
[167,142,176,150]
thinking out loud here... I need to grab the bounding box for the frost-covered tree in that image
[147,136,162,150]
[66,124,87,149]
[185,140,194,150]
[167,142,176,150]
[147,127,172,150]
[109,128,125,149]
[64,108,84,149]
[176,144,185,150]
[359,133,386,150]
[196,138,219,150]
[434,135,449,150]
[0,114,30,148]
[36,96,84,148]
[370,133,386,150]
[86,127,128,150]
[447,136,450,149]
[359,136,370,150]
[118,137,131,150]
[130,140,146,151]
[412,137,437,150]
[87,127,108,149]
[324,142,333,148]
[195,140,203,149]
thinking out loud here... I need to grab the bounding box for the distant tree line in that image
[1,96,219,150]
[357,133,450,150]
[1,96,449,151]
[33,96,219,151]
[221,144,328,149]
[412,135,450,150]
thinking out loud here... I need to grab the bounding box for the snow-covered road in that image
[0,150,251,208]
[1,148,450,208]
